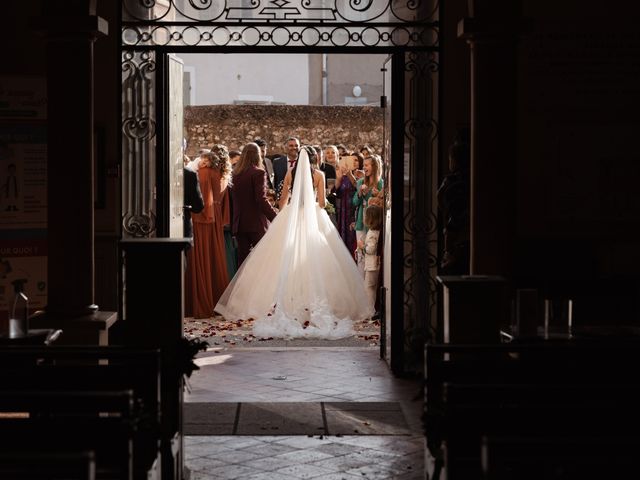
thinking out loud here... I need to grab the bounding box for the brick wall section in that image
[184,104,383,157]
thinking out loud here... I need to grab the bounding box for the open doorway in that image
[121,2,439,376]
[170,53,389,352]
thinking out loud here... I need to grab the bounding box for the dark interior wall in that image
[1,2,46,75]
[514,1,640,321]
[2,0,121,313]
[94,0,120,311]
[440,0,471,156]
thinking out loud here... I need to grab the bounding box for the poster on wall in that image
[0,75,46,324]
[0,239,47,319]
[0,124,47,229]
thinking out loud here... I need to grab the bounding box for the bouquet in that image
[324,202,336,215]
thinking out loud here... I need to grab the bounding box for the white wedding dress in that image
[215,148,373,339]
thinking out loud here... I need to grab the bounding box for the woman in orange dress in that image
[191,147,232,318]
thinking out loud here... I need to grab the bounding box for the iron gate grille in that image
[120,0,439,372]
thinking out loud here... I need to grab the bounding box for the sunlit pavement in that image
[184,348,427,479]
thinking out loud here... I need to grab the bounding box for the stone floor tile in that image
[185,456,228,472]
[273,448,335,464]
[188,471,222,480]
[242,472,299,480]
[346,462,408,479]
[202,463,262,479]
[242,454,301,472]
[308,474,363,480]
[275,463,336,479]
[204,448,262,465]
[184,442,230,460]
[311,441,364,457]
[310,451,379,472]
[242,441,298,458]
[273,435,333,449]
[211,436,266,450]
[184,349,425,479]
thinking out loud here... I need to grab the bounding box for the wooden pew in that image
[481,435,639,479]
[0,346,162,480]
[0,390,136,479]
[424,343,640,480]
[443,382,640,479]
[0,451,96,480]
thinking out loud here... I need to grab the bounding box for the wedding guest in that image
[334,152,360,259]
[336,144,350,157]
[183,164,204,318]
[255,138,274,189]
[316,145,336,189]
[324,145,339,167]
[360,144,373,159]
[358,204,383,312]
[353,154,383,275]
[230,142,277,267]
[229,149,241,170]
[191,149,232,318]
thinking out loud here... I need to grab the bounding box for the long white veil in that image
[215,147,372,339]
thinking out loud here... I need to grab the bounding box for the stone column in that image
[41,1,107,315]
[30,1,115,344]
[458,0,522,277]
[436,2,524,344]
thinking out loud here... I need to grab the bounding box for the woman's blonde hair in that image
[200,145,232,181]
[324,145,339,164]
[234,142,263,175]
[364,204,383,231]
[364,154,382,188]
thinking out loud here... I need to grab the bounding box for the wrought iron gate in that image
[120,0,440,373]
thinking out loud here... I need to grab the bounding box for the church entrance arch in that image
[120,0,440,374]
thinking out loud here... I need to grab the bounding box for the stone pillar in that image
[41,1,107,315]
[29,1,115,344]
[458,1,522,277]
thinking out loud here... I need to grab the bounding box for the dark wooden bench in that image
[0,451,96,480]
[443,382,640,479]
[0,390,137,479]
[481,435,639,479]
[0,346,163,480]
[424,343,640,480]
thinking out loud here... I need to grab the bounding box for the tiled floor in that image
[184,347,427,479]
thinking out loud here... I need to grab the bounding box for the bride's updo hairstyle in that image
[291,145,317,191]
[234,142,263,176]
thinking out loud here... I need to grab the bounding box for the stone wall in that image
[184,104,383,157]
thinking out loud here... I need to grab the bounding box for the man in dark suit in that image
[231,143,278,266]
[183,165,204,317]
[183,166,204,241]
[255,138,274,190]
[272,136,299,201]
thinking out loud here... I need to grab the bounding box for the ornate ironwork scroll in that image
[121,0,439,50]
[122,50,157,237]
[122,23,438,49]
[120,0,441,374]
[402,50,439,370]
[122,0,438,24]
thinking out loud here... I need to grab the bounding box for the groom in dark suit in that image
[231,143,278,266]
[272,136,300,201]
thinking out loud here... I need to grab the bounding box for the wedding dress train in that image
[215,148,373,339]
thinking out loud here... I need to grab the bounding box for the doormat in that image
[184,402,411,435]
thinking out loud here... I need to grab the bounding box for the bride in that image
[215,145,373,339]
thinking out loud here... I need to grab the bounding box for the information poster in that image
[0,76,47,323]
